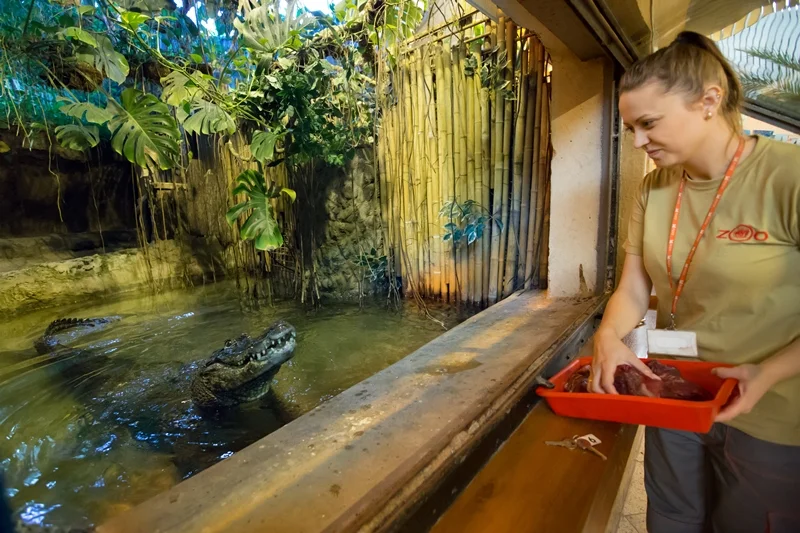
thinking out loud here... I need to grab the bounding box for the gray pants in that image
[645,424,800,533]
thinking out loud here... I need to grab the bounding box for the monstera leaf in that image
[225,170,296,251]
[160,71,209,107]
[234,0,314,54]
[107,88,181,170]
[55,124,100,151]
[250,129,281,165]
[57,99,112,124]
[183,99,236,135]
[61,27,97,47]
[76,35,130,84]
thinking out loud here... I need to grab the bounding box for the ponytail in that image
[620,31,743,134]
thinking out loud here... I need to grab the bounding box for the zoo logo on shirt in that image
[716,224,769,242]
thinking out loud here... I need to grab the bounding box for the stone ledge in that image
[97,291,606,533]
[0,240,205,316]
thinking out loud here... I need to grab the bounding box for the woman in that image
[591,31,800,532]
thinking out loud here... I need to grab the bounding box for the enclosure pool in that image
[0,281,470,529]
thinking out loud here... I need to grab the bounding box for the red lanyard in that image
[666,136,745,329]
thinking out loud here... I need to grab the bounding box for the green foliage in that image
[159,71,209,106]
[439,200,501,248]
[57,98,112,124]
[61,27,97,47]
[75,35,130,85]
[1,0,427,255]
[479,48,513,100]
[226,169,296,250]
[737,47,800,107]
[182,99,236,135]
[106,88,181,170]
[234,0,314,53]
[355,247,388,284]
[54,123,100,150]
[251,129,282,165]
[119,11,152,32]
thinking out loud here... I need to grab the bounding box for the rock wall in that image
[0,240,207,316]
[0,130,137,238]
[314,149,385,300]
[178,141,386,301]
[0,126,385,311]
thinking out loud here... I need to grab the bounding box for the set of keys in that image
[545,433,607,460]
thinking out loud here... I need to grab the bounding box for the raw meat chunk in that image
[562,360,712,401]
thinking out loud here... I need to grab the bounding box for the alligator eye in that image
[224,339,233,347]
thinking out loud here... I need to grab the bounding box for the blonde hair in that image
[620,31,743,134]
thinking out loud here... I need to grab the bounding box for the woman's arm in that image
[591,253,658,393]
[597,254,653,340]
[714,337,800,422]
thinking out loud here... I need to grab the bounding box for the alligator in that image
[33,317,298,409]
[34,317,120,355]
[2,318,298,531]
[190,320,297,409]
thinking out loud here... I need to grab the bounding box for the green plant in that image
[439,199,501,248]
[478,48,513,99]
[737,47,800,106]
[225,169,296,250]
[54,87,181,170]
[355,247,388,283]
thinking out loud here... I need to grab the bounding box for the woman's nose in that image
[633,129,649,149]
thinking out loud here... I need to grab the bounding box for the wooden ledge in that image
[430,315,654,533]
[430,395,642,533]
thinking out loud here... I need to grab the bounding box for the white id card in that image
[646,329,699,357]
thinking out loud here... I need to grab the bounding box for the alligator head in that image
[190,321,297,409]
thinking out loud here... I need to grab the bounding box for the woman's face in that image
[619,80,709,168]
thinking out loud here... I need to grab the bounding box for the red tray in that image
[536,356,738,433]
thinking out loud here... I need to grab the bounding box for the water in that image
[0,281,469,529]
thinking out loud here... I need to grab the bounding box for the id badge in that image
[646,329,698,357]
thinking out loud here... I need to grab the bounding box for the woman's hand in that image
[713,364,774,422]
[591,328,660,394]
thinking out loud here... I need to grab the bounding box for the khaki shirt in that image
[625,135,800,446]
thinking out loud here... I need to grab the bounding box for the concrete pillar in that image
[616,130,649,284]
[546,52,608,297]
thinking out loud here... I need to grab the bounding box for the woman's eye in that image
[642,120,655,129]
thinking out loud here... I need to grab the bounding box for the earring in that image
[705,111,713,120]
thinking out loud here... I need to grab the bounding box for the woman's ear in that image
[700,85,723,120]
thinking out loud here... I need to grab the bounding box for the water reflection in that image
[0,282,469,529]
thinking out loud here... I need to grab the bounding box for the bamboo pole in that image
[378,117,391,261]
[525,42,545,289]
[435,45,448,299]
[454,44,469,303]
[442,45,456,300]
[517,41,536,286]
[536,81,552,287]
[465,47,477,305]
[387,103,402,281]
[497,20,515,298]
[414,50,429,296]
[479,40,491,307]
[504,33,528,296]
[402,59,418,294]
[424,48,441,299]
[471,46,483,307]
[488,16,505,304]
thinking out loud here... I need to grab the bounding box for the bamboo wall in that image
[377,12,553,306]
